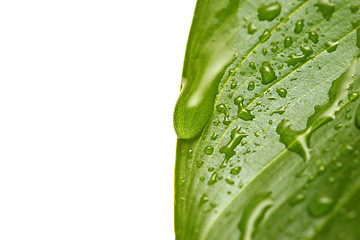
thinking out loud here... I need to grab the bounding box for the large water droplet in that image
[287,45,313,66]
[260,61,277,84]
[315,0,335,20]
[289,193,306,206]
[219,127,248,161]
[257,2,281,21]
[308,195,335,217]
[234,96,255,121]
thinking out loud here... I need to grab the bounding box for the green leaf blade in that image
[174,0,360,239]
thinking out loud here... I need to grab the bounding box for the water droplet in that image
[257,2,281,21]
[276,88,288,98]
[271,103,289,116]
[350,4,359,13]
[259,29,271,43]
[349,92,359,102]
[249,62,256,70]
[345,114,352,120]
[204,146,214,155]
[225,179,235,185]
[234,96,255,121]
[260,61,277,84]
[317,165,326,175]
[247,22,257,34]
[199,193,209,206]
[289,193,306,206]
[308,195,335,217]
[287,45,313,66]
[208,172,218,185]
[284,36,293,47]
[197,160,204,168]
[294,19,304,34]
[355,103,360,129]
[230,166,242,175]
[187,149,193,158]
[308,32,319,43]
[248,81,255,91]
[219,127,248,161]
[326,41,339,53]
[211,133,218,140]
[230,82,237,89]
[315,0,335,20]
[334,123,343,130]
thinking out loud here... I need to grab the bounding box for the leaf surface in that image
[174,0,360,239]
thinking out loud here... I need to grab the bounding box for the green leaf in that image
[174,0,360,239]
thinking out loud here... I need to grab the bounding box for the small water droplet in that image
[349,92,359,101]
[230,166,242,175]
[317,165,326,175]
[345,114,352,120]
[204,146,214,155]
[262,48,268,55]
[308,32,319,43]
[259,30,271,43]
[308,195,335,217]
[294,19,304,34]
[290,193,306,206]
[249,62,256,70]
[197,160,204,168]
[326,41,339,53]
[257,2,282,21]
[199,193,209,206]
[208,172,218,185]
[211,133,218,140]
[187,149,193,158]
[284,36,293,47]
[247,22,258,35]
[220,127,248,161]
[230,82,237,89]
[248,81,255,91]
[276,88,288,98]
[225,179,235,185]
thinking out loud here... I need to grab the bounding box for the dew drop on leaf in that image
[208,172,218,185]
[326,41,339,53]
[308,195,335,217]
[257,2,281,21]
[204,146,214,155]
[289,193,306,206]
[247,22,257,34]
[248,81,255,91]
[294,19,304,34]
[230,166,242,175]
[308,31,319,44]
[315,0,335,20]
[276,88,288,98]
[249,62,256,70]
[260,61,277,84]
[284,36,293,47]
[259,29,271,43]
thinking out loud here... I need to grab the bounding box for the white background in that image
[0,0,196,239]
